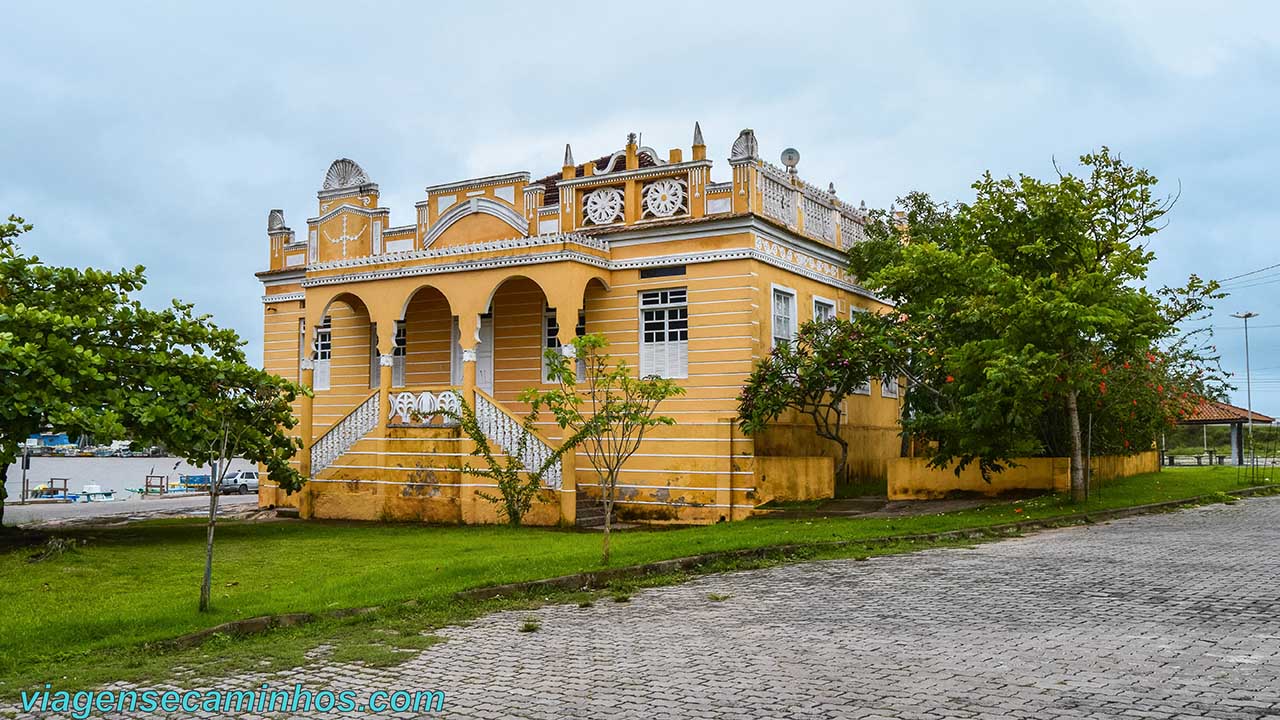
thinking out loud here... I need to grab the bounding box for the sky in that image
[2,1,1279,415]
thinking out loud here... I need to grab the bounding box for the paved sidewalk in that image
[13,497,1280,719]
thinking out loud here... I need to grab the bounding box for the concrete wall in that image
[754,456,834,504]
[887,451,1161,500]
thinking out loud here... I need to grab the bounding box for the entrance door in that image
[476,313,494,394]
[451,314,495,394]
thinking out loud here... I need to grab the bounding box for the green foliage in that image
[738,315,907,478]
[846,150,1228,498]
[0,216,305,519]
[522,333,685,564]
[0,466,1252,695]
[445,396,569,526]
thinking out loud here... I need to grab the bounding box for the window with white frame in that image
[312,316,332,391]
[813,297,836,322]
[771,287,796,349]
[881,375,899,398]
[639,288,688,378]
[849,307,870,395]
[544,306,586,382]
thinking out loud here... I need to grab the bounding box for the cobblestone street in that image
[15,497,1280,719]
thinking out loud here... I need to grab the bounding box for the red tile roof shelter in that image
[1177,399,1274,464]
[1180,399,1274,425]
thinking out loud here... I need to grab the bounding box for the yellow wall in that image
[754,456,834,504]
[1089,450,1160,482]
[313,299,373,428]
[259,142,903,524]
[403,288,452,387]
[887,451,1160,500]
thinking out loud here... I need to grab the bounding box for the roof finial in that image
[828,182,837,197]
[563,143,574,167]
[693,121,705,147]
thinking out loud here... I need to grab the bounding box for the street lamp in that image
[1231,311,1258,477]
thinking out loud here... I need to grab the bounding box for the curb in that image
[168,484,1279,646]
[453,484,1280,601]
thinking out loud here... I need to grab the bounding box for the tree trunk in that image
[601,500,612,566]
[835,437,850,486]
[601,474,613,566]
[198,459,219,612]
[1065,390,1086,503]
[0,463,8,528]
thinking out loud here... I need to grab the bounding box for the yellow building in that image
[257,125,903,525]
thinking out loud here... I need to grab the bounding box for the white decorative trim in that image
[436,194,456,214]
[300,358,315,370]
[307,232,607,272]
[305,203,390,225]
[494,185,516,204]
[285,253,305,267]
[462,348,477,362]
[378,354,396,367]
[730,129,759,160]
[583,186,625,226]
[423,197,528,247]
[424,171,530,196]
[587,146,667,176]
[283,215,877,300]
[262,291,305,304]
[706,182,732,194]
[642,177,687,219]
[538,218,560,235]
[558,160,711,189]
[389,390,461,426]
[322,159,371,191]
[560,344,577,358]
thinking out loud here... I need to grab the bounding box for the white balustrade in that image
[758,167,795,229]
[841,213,867,248]
[388,390,462,426]
[310,392,380,475]
[473,391,562,489]
[801,193,836,245]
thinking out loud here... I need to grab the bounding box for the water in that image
[4,456,256,499]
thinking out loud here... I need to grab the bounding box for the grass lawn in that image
[0,465,1272,697]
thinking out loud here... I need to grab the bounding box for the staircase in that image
[472,389,562,488]
[311,391,380,475]
[575,492,611,528]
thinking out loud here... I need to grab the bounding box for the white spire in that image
[563,143,574,167]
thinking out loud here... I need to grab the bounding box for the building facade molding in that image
[424,171,530,196]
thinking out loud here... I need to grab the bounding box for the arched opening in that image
[398,285,455,390]
[311,293,374,427]
[486,275,555,403]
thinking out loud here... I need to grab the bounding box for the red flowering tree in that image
[737,315,907,481]
[848,149,1229,501]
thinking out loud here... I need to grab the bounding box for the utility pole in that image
[1231,311,1258,480]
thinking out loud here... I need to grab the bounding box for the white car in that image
[218,470,260,495]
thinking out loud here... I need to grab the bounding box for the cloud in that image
[3,0,1278,412]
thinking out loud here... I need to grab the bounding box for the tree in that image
[0,215,304,608]
[522,334,684,564]
[134,367,303,612]
[446,395,573,526]
[847,150,1227,501]
[737,316,907,481]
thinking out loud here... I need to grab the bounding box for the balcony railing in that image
[389,388,461,426]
